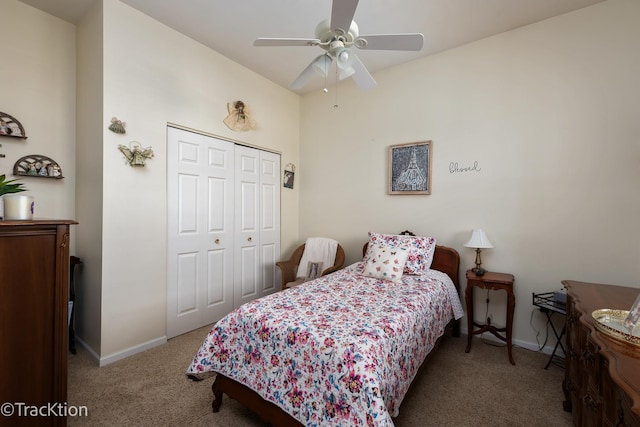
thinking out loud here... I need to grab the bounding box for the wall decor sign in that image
[449,161,481,173]
[0,111,27,139]
[388,141,432,195]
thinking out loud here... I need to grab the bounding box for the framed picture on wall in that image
[283,163,295,189]
[283,170,295,189]
[388,141,432,195]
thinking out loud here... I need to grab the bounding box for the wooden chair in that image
[276,243,345,290]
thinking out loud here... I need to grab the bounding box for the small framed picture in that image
[306,262,323,280]
[623,293,640,331]
[283,170,295,189]
[388,141,432,195]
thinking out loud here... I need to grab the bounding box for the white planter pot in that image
[3,195,34,220]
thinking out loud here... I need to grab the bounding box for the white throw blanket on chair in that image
[296,237,338,279]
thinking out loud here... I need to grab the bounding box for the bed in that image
[187,233,463,426]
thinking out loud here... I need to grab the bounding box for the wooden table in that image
[465,270,516,365]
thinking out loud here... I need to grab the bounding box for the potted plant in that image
[0,174,28,219]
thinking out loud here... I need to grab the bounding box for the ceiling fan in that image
[254,0,424,91]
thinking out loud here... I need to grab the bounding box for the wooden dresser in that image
[0,220,76,427]
[563,280,640,427]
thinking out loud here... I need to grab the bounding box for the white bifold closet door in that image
[167,127,280,338]
[234,145,280,307]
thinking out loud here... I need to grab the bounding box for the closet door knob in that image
[248,237,253,242]
[215,239,220,244]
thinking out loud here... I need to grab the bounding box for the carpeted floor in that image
[67,326,573,426]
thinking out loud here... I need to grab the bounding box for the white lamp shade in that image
[338,65,355,80]
[464,229,494,249]
[336,48,353,68]
[312,54,332,77]
[335,47,355,80]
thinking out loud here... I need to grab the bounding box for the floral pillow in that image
[365,232,437,274]
[361,243,409,282]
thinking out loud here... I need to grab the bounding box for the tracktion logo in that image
[1,401,88,418]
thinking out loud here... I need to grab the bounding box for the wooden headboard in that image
[361,242,460,291]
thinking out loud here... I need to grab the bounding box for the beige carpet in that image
[67,326,573,426]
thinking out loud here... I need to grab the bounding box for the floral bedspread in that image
[187,263,463,426]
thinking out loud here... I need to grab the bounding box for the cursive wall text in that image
[449,161,482,173]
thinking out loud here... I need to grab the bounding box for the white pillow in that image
[361,243,409,282]
[364,232,437,274]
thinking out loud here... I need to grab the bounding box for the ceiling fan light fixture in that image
[338,49,349,63]
[257,0,423,92]
[334,47,355,80]
[335,47,354,67]
[338,65,355,80]
[312,54,332,77]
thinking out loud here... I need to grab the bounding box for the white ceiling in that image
[19,0,605,94]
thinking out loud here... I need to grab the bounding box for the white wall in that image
[5,0,301,364]
[299,0,640,350]
[95,0,300,361]
[0,0,76,225]
[7,0,638,362]
[75,0,104,356]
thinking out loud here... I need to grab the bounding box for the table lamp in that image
[464,229,493,276]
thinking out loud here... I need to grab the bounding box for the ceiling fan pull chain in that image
[334,65,339,108]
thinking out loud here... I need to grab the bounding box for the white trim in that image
[460,328,563,357]
[74,336,100,363]
[166,123,281,155]
[98,336,167,367]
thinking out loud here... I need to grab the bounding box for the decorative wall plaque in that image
[0,112,27,139]
[13,154,64,179]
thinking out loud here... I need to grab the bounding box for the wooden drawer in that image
[562,281,640,427]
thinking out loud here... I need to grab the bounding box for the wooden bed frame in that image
[210,244,461,426]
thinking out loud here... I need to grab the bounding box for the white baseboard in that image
[460,327,564,357]
[74,336,100,362]
[99,336,167,366]
[74,335,168,366]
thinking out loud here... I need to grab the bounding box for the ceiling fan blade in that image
[254,38,320,47]
[350,54,376,90]
[330,0,359,36]
[288,55,329,90]
[355,33,424,51]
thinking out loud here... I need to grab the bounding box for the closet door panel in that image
[207,177,227,231]
[238,246,259,298]
[261,242,277,293]
[239,181,258,232]
[259,151,280,294]
[168,127,281,336]
[176,252,198,315]
[178,174,198,233]
[235,146,261,306]
[206,248,227,305]
[167,128,235,338]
